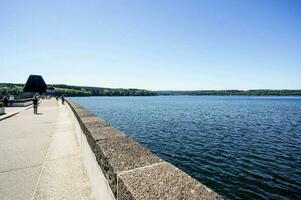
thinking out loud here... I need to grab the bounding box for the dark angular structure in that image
[23,75,47,94]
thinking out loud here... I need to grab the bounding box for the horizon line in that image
[1,82,301,91]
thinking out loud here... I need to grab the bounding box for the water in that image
[70,96,301,199]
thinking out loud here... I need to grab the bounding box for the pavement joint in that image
[0,164,42,174]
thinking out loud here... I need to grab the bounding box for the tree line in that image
[0,83,156,97]
[1,83,300,97]
[156,90,301,96]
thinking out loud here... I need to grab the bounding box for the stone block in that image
[95,136,162,197]
[76,109,96,118]
[118,162,222,200]
[89,126,126,141]
[81,116,109,130]
[84,126,126,158]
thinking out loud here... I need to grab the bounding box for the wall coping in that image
[66,99,223,200]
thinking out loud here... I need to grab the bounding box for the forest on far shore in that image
[156,90,301,96]
[0,83,156,97]
[1,83,300,97]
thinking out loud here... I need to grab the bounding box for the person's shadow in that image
[36,113,43,115]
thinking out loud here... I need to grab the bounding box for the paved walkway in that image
[0,99,93,200]
[0,106,32,121]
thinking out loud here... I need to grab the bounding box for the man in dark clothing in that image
[61,95,65,105]
[33,96,38,114]
[2,96,8,107]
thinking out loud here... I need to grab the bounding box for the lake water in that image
[70,96,301,199]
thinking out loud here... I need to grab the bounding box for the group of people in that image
[2,95,15,107]
[56,95,65,104]
[3,94,41,115]
[1,94,66,115]
[33,94,65,114]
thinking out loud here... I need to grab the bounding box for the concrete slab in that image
[33,156,93,200]
[0,102,57,141]
[118,162,222,200]
[0,135,50,172]
[0,166,41,200]
[95,136,162,197]
[0,106,32,121]
[54,123,74,132]
[0,99,93,200]
[46,130,80,161]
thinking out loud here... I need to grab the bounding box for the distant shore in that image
[156,90,301,96]
[1,83,300,97]
[0,83,156,97]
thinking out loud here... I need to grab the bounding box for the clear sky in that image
[0,0,300,90]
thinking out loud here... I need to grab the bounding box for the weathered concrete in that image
[0,104,4,115]
[95,137,163,197]
[65,100,115,200]
[0,100,93,200]
[66,99,223,200]
[118,162,219,200]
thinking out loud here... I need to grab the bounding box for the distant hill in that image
[0,83,156,97]
[155,90,301,96]
[1,83,300,97]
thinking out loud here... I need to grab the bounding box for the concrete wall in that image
[65,101,115,200]
[66,99,223,200]
[12,101,32,107]
[0,101,32,107]
[0,107,4,115]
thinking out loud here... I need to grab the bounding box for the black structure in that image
[23,75,47,94]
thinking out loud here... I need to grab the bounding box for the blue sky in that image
[0,0,300,90]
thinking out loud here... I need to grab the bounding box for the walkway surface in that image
[0,106,31,121]
[0,99,93,200]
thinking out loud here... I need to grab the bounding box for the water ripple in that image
[72,96,301,200]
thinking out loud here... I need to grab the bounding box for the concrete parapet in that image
[0,103,4,115]
[66,99,223,200]
[0,99,32,107]
[12,101,32,107]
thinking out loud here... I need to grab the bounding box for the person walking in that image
[9,95,14,107]
[61,95,65,105]
[2,96,8,107]
[33,96,38,114]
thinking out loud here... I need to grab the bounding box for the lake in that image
[70,96,301,199]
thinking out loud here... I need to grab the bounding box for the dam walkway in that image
[0,99,93,200]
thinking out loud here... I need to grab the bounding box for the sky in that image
[0,0,300,90]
